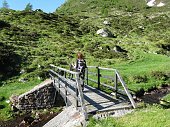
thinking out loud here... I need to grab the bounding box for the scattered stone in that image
[5,100,10,103]
[96,28,114,37]
[37,76,41,80]
[157,2,165,7]
[11,104,19,112]
[103,20,111,25]
[113,46,127,53]
[147,0,155,7]
[93,109,133,119]
[18,78,27,83]
[20,69,25,74]
[10,94,19,105]
[23,116,34,125]
[146,0,165,7]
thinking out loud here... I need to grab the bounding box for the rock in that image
[5,100,10,103]
[147,0,155,7]
[11,104,19,112]
[19,78,27,83]
[103,20,111,25]
[23,116,35,125]
[157,2,165,7]
[20,69,25,74]
[146,0,165,7]
[96,28,114,37]
[10,94,19,105]
[113,46,127,53]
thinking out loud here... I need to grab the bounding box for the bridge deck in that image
[83,85,131,113]
[54,82,131,114]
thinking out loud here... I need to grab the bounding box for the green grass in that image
[0,79,42,120]
[162,94,170,102]
[87,51,170,91]
[0,0,170,125]
[87,105,170,127]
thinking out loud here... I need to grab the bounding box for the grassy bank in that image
[87,105,170,127]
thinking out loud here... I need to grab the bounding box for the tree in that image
[2,0,9,9]
[25,3,33,11]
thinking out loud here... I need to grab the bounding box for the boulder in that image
[96,28,114,37]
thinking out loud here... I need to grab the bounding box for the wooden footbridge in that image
[49,64,136,122]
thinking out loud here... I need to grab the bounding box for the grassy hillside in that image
[0,0,170,123]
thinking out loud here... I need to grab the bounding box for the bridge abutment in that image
[11,79,64,110]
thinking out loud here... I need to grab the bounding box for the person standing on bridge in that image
[71,52,87,90]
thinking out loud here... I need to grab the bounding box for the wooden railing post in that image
[115,70,137,108]
[114,71,118,98]
[86,68,88,86]
[76,88,78,108]
[65,82,68,106]
[97,66,101,90]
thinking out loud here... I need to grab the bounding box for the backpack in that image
[76,59,87,74]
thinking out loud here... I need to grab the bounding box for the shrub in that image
[0,96,5,101]
[129,75,148,83]
[151,71,169,81]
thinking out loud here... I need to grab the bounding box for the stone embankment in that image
[10,79,57,110]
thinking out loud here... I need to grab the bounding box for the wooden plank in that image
[98,104,132,113]
[55,80,78,100]
[50,64,80,75]
[50,70,77,88]
[87,66,97,68]
[50,65,135,118]
[98,67,116,71]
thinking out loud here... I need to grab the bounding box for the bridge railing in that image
[49,64,88,120]
[86,66,136,108]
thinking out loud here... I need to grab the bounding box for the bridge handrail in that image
[115,70,137,108]
[49,64,88,121]
[86,66,137,108]
[50,64,80,75]
[87,66,116,71]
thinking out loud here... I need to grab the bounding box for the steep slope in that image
[0,0,169,87]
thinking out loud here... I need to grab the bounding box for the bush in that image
[0,105,5,109]
[151,71,169,81]
[0,96,5,101]
[129,75,148,83]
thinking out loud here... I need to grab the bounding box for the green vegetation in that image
[0,0,170,125]
[87,105,170,127]
[0,79,42,120]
